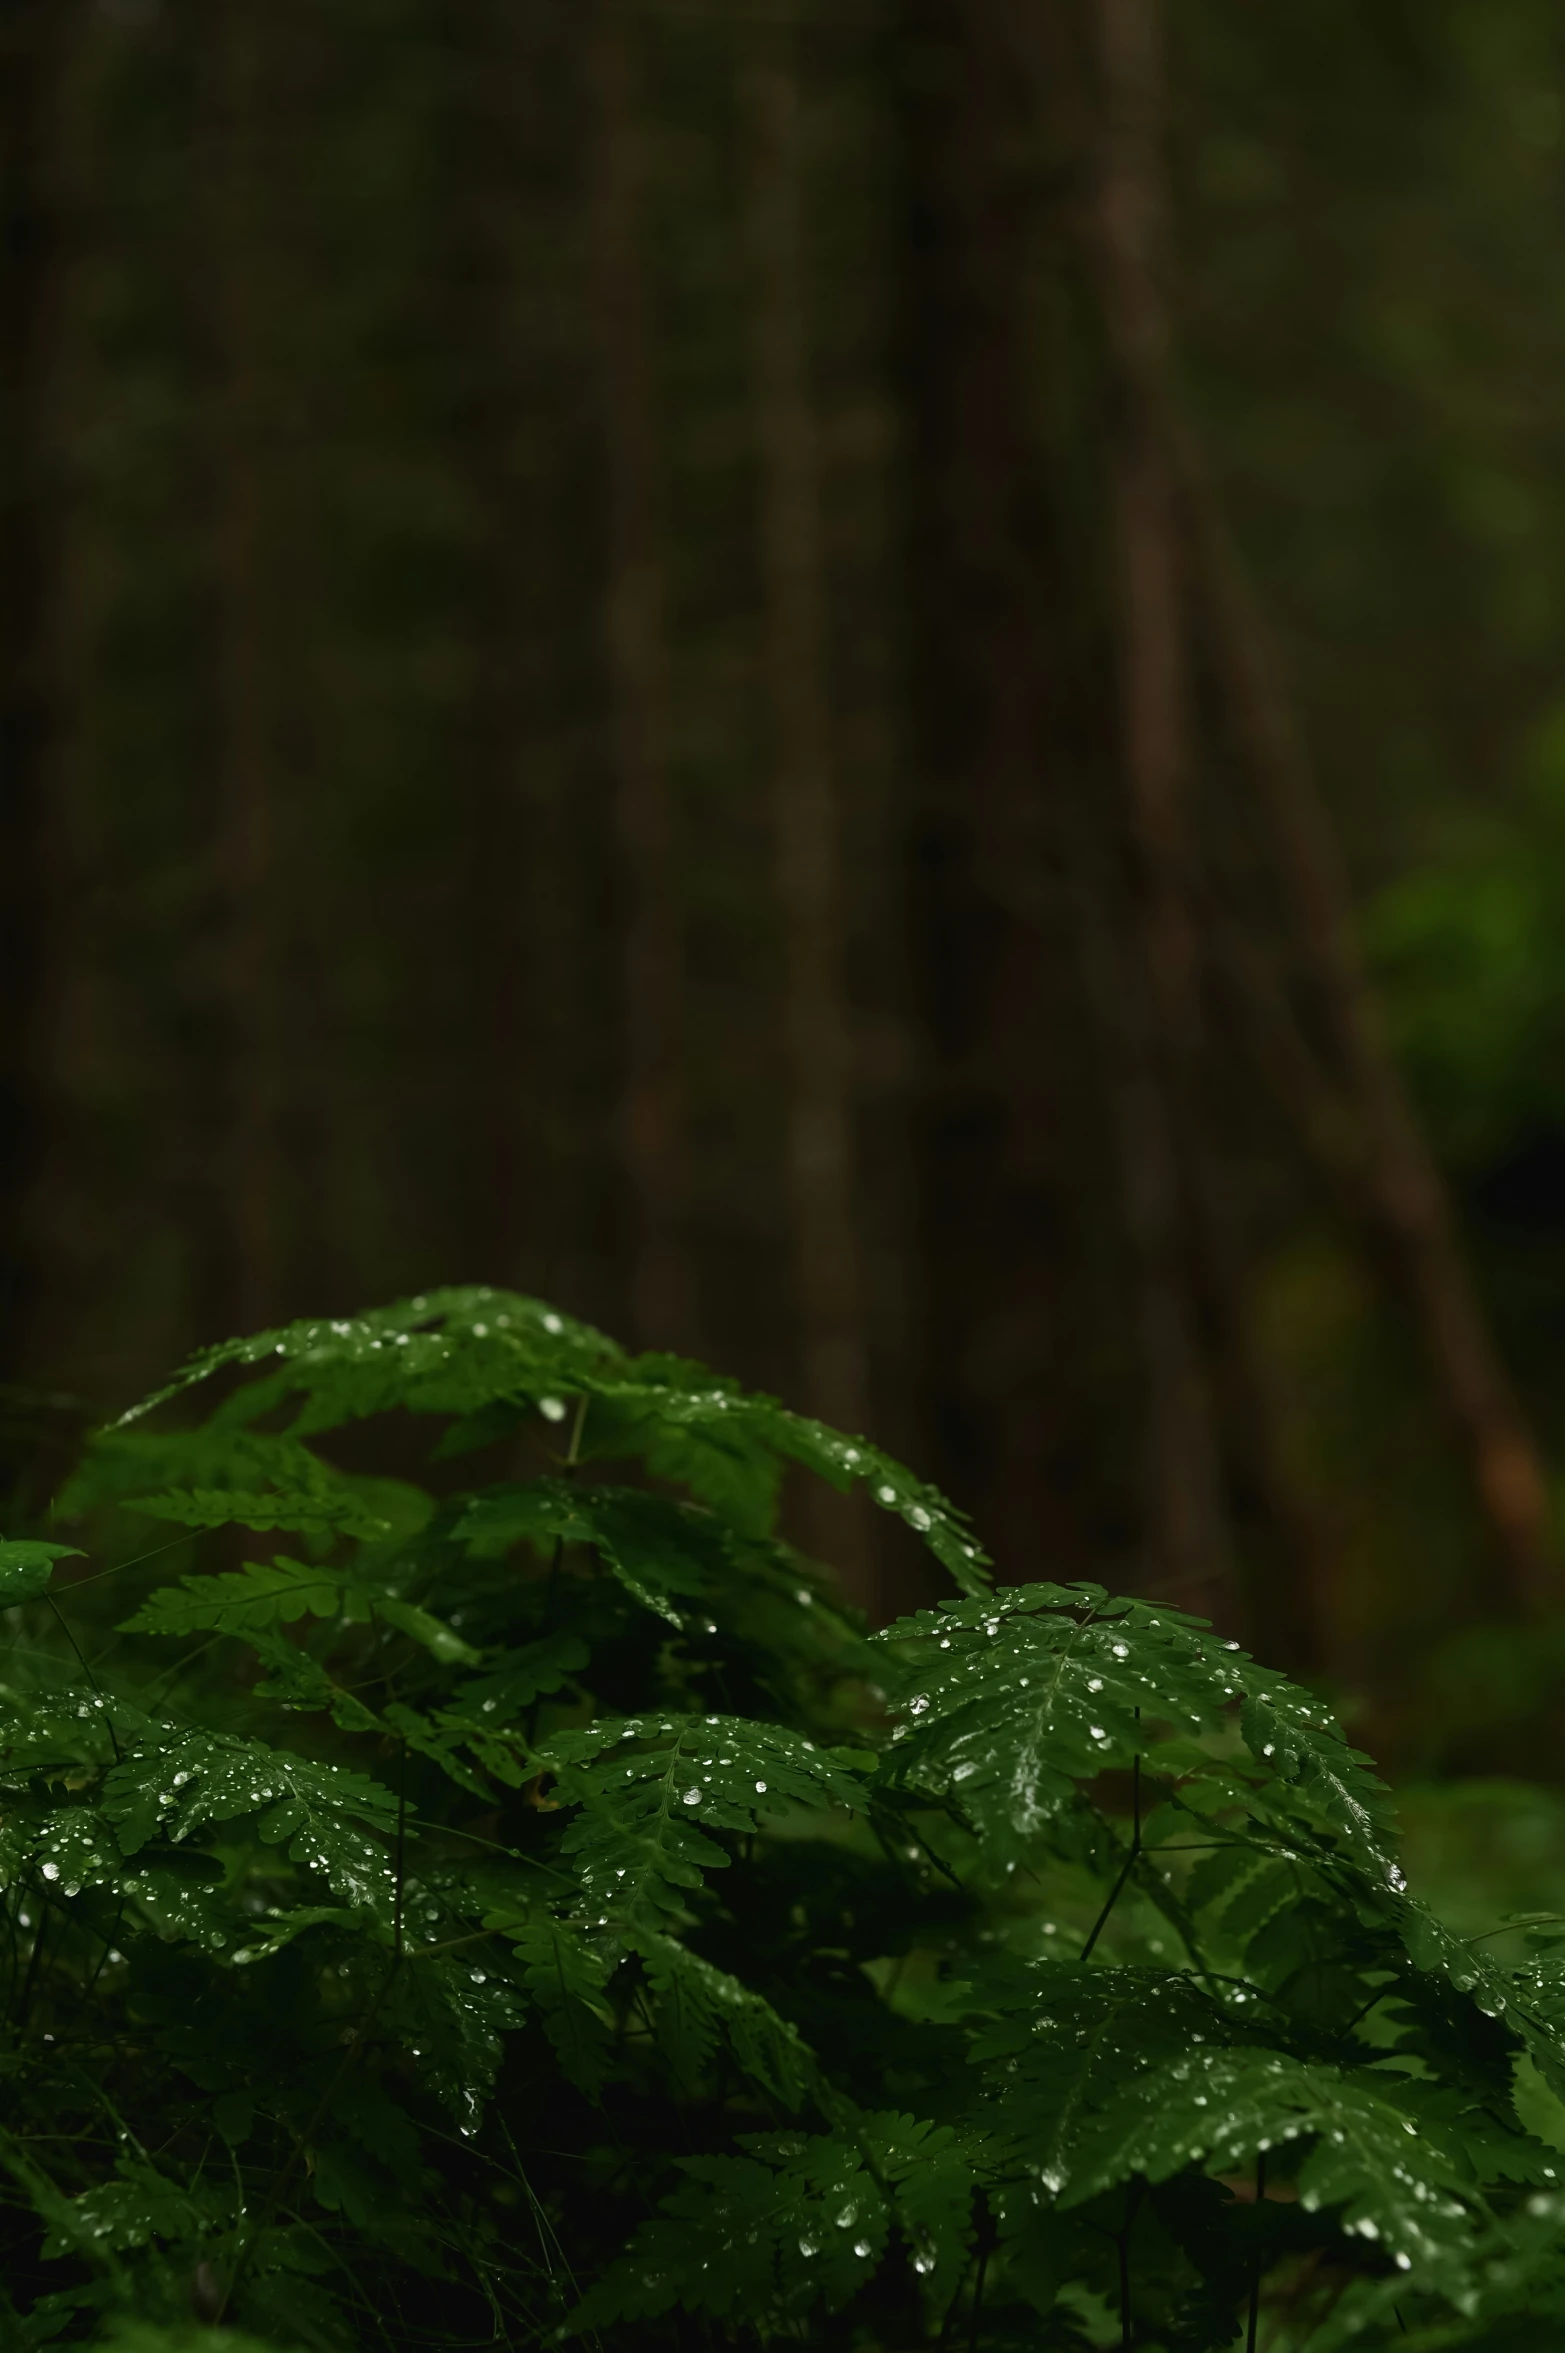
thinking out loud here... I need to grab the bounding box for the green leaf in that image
[40,2157,224,2258]
[570,2133,891,2333]
[387,1953,525,2124]
[969,1959,1237,2194]
[122,1556,479,1666]
[501,1917,617,2094]
[876,1585,1237,1858]
[124,1484,390,1540]
[454,1479,716,1625]
[876,1584,1399,1881]
[121,1556,345,1636]
[102,1730,397,1912]
[637,1929,816,2107]
[449,1631,590,1720]
[538,1712,864,1925]
[1065,2049,1549,2271]
[0,1539,83,1605]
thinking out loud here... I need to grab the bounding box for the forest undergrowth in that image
[3,1287,1565,2351]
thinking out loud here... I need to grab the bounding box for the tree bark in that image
[743,21,867,1447]
[207,0,279,1340]
[0,0,82,1384]
[1087,0,1234,1618]
[1182,454,1556,1608]
[902,0,1072,1576]
[591,0,691,1354]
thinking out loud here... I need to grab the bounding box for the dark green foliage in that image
[3,1289,1565,2349]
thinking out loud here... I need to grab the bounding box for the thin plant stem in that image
[529,1394,589,1739]
[393,1736,408,1961]
[61,1532,197,1591]
[967,2228,990,2353]
[1117,2179,1145,2351]
[14,1889,48,2032]
[1119,2221,1133,2350]
[1246,2148,1267,2353]
[45,1594,121,1761]
[1083,1751,1141,1961]
[216,1952,403,2325]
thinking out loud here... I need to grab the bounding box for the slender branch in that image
[1246,2147,1267,2353]
[967,2195,993,2353]
[45,1593,120,1761]
[13,1886,48,2031]
[216,1951,402,2324]
[392,1736,408,1962]
[530,1393,588,1740]
[1082,1753,1141,1961]
[1118,2178,1145,2349]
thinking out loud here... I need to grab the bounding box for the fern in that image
[0,1290,1561,2350]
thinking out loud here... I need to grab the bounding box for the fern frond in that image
[569,2135,890,2333]
[121,1556,479,1666]
[454,1479,714,1624]
[636,1929,816,2107]
[876,1585,1399,1884]
[875,1585,1235,1859]
[500,1916,618,2094]
[538,1712,864,1925]
[125,1485,390,1540]
[969,1959,1238,2194]
[1065,2049,1549,2270]
[102,1730,397,1912]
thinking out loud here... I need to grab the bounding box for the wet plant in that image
[3,1287,1565,2351]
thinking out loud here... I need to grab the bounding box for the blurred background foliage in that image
[5,0,1565,1807]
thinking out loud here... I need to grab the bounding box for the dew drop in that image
[754,1780,767,1794]
[543,1313,564,1335]
[682,1788,702,1806]
[876,1485,897,1505]
[539,1397,567,1423]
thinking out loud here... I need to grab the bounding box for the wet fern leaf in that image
[0,1292,1558,2353]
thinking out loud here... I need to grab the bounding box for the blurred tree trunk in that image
[1086,0,1234,1619]
[1184,463,1557,1611]
[743,21,867,1450]
[206,0,279,1340]
[458,5,561,1296]
[591,0,691,1354]
[903,0,1074,1573]
[0,0,83,1386]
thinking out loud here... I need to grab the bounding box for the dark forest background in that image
[8,0,1565,1778]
